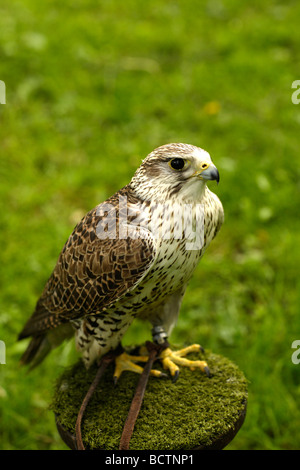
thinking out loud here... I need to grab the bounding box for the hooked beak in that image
[193,163,220,184]
[201,164,220,183]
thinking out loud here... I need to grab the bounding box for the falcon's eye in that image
[169,158,186,171]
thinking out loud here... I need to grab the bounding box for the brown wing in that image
[18,188,156,339]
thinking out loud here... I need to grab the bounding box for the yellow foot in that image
[113,351,167,384]
[159,344,210,382]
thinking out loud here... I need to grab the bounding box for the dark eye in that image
[169,158,185,170]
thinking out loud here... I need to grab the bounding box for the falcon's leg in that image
[74,316,167,382]
[152,326,210,382]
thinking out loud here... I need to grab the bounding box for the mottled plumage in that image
[19,143,224,370]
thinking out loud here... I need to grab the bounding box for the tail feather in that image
[19,323,74,370]
[20,334,51,370]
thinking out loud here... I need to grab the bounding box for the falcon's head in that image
[130,143,220,202]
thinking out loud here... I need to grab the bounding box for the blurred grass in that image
[1,0,300,450]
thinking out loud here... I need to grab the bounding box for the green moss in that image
[51,348,247,450]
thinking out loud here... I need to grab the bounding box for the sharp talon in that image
[204,366,211,377]
[200,345,205,354]
[172,370,180,383]
[160,372,169,379]
[113,376,118,386]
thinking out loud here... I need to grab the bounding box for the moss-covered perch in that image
[51,348,247,450]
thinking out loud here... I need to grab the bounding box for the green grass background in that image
[1,0,300,450]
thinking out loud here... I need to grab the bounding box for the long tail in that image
[19,323,74,370]
[19,334,52,369]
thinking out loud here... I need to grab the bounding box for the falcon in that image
[19,143,224,381]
